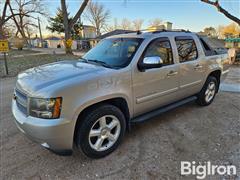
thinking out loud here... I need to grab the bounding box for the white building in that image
[80,25,97,39]
[148,22,173,31]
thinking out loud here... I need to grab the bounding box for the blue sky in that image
[42,0,240,34]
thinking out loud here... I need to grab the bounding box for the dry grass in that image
[0,53,79,78]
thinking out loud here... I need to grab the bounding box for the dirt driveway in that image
[0,68,240,180]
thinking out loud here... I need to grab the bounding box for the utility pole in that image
[38,17,43,47]
[3,52,8,75]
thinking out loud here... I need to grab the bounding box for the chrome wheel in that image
[88,115,121,152]
[205,81,216,103]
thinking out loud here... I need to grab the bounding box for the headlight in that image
[29,97,62,119]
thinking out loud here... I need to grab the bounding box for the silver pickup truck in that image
[12,30,230,158]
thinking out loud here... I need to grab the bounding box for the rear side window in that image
[199,38,217,56]
[175,37,198,62]
[144,38,173,66]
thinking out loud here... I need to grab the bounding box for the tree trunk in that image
[61,0,72,54]
[96,23,101,36]
[61,0,89,54]
[38,17,43,48]
[0,23,4,39]
[64,27,73,54]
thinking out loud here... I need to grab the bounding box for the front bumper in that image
[12,100,74,155]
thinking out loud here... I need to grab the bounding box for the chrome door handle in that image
[194,64,203,70]
[167,70,178,77]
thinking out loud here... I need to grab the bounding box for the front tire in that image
[196,76,218,106]
[76,104,126,158]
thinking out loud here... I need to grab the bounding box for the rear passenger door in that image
[175,36,205,98]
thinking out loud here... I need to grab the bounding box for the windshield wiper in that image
[79,57,89,63]
[88,59,114,68]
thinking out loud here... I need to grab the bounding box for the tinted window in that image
[199,38,217,56]
[200,38,211,51]
[175,38,198,62]
[83,38,143,68]
[144,39,173,65]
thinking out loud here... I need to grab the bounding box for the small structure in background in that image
[164,22,173,30]
[225,38,240,49]
[77,25,97,50]
[79,25,97,39]
[29,35,42,48]
[45,36,64,49]
[147,22,173,31]
[225,38,240,63]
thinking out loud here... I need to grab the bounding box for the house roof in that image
[83,25,96,29]
[30,37,41,40]
[45,36,61,40]
[97,29,135,39]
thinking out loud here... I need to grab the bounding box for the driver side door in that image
[132,37,180,117]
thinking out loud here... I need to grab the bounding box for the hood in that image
[17,60,106,94]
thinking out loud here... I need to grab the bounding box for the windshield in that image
[82,38,143,68]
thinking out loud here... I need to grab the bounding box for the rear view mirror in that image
[138,56,163,71]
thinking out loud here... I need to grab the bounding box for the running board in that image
[131,96,197,124]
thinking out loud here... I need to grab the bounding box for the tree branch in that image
[69,0,90,28]
[201,0,240,25]
[2,0,9,23]
[8,2,28,41]
[5,13,30,22]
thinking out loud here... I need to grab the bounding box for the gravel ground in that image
[0,69,240,180]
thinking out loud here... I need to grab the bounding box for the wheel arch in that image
[207,69,221,92]
[73,97,131,144]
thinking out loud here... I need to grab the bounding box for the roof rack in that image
[151,29,191,34]
[123,29,191,35]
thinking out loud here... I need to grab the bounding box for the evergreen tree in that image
[47,8,83,39]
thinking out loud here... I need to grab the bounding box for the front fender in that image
[72,93,132,122]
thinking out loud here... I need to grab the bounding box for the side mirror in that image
[138,56,163,71]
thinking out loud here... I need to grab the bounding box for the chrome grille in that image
[15,89,28,115]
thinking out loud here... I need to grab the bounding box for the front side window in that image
[175,37,198,62]
[144,38,173,66]
[83,38,143,68]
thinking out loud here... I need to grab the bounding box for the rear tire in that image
[196,76,218,106]
[76,104,126,159]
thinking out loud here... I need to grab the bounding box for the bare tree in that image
[0,0,18,39]
[103,18,119,32]
[7,0,47,45]
[0,1,9,38]
[203,27,217,37]
[216,25,225,38]
[120,18,132,30]
[149,18,162,27]
[84,1,110,36]
[201,0,240,25]
[61,0,89,54]
[132,19,144,30]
